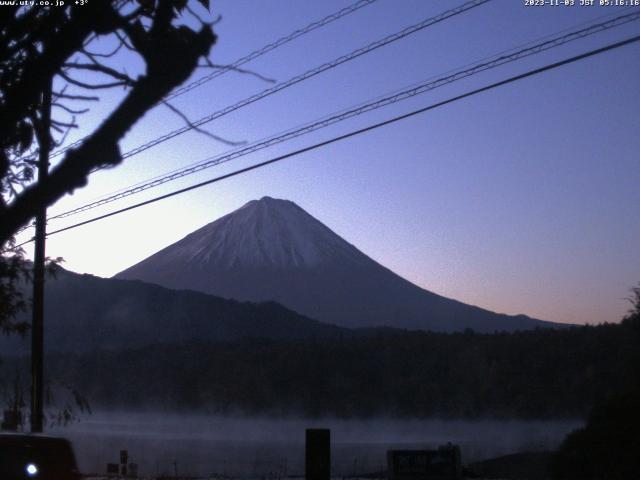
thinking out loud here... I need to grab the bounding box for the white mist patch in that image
[51,412,582,477]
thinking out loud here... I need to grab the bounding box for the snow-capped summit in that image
[116,197,557,332]
[154,196,368,270]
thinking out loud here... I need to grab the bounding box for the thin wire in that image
[60,5,640,200]
[116,0,491,161]
[70,6,637,209]
[48,10,640,221]
[11,0,492,237]
[21,34,636,245]
[165,0,379,101]
[46,0,381,160]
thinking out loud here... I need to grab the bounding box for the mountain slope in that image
[1,267,346,355]
[116,197,558,332]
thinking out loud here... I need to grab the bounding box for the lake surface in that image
[51,412,582,477]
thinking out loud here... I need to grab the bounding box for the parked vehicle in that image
[0,433,79,480]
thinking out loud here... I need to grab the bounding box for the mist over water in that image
[51,412,582,477]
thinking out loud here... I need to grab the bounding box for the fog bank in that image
[50,412,582,477]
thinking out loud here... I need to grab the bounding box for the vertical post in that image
[305,428,330,480]
[31,81,52,433]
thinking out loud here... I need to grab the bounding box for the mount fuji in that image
[116,197,557,332]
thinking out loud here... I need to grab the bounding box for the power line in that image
[23,33,637,245]
[48,10,640,221]
[64,7,637,210]
[165,0,379,101]
[46,0,380,160]
[9,0,492,237]
[101,0,493,163]
[50,5,640,208]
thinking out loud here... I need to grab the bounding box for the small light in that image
[26,463,38,476]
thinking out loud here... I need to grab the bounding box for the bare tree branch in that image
[53,92,100,102]
[57,70,130,90]
[53,103,90,115]
[114,30,136,52]
[51,118,78,130]
[63,61,137,85]
[0,0,217,243]
[198,58,276,83]
[81,41,125,59]
[161,100,246,147]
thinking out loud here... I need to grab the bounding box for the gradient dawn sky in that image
[16,0,640,326]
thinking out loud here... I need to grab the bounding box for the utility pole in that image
[31,80,52,433]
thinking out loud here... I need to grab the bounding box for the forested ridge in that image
[5,317,636,419]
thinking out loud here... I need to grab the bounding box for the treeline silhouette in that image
[19,316,637,419]
[551,387,640,479]
[549,299,640,479]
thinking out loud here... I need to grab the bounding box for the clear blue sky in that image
[17,0,640,325]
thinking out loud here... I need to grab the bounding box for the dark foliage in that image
[0,0,217,331]
[0,248,31,336]
[622,283,640,328]
[551,389,640,479]
[3,319,635,419]
[0,0,216,426]
[0,249,62,337]
[550,286,640,479]
[0,0,215,244]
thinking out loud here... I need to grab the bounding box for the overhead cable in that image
[100,0,492,163]
[22,33,637,245]
[48,10,640,221]
[46,0,381,160]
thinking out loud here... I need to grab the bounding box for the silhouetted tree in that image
[551,389,640,480]
[0,0,215,243]
[0,0,216,329]
[0,250,30,335]
[622,283,640,327]
[551,284,640,479]
[7,315,631,418]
